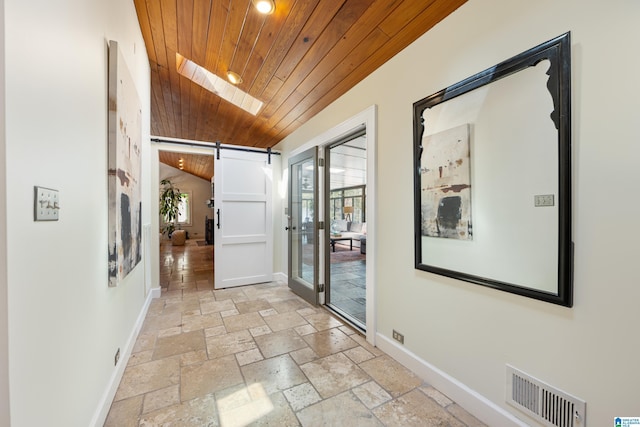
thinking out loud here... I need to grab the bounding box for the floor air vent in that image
[506,365,586,427]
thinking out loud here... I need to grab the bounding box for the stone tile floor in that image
[104,240,485,426]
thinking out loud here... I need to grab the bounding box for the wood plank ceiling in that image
[136,0,466,163]
[158,151,214,181]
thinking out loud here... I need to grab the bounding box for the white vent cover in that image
[506,365,586,427]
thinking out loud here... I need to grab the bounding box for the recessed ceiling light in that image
[252,0,275,14]
[227,71,243,85]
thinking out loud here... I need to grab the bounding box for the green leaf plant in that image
[159,178,182,237]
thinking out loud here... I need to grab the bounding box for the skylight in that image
[176,53,264,116]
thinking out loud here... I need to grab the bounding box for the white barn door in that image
[214,149,273,288]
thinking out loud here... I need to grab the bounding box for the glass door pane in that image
[288,147,318,305]
[326,133,367,330]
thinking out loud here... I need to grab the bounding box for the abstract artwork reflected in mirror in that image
[420,124,472,240]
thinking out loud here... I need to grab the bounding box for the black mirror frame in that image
[413,32,573,307]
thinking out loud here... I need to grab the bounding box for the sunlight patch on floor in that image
[217,383,274,427]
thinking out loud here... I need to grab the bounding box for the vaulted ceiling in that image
[158,150,214,181]
[134,0,466,157]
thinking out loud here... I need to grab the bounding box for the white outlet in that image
[34,186,60,221]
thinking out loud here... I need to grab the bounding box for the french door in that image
[287,147,319,305]
[214,149,273,288]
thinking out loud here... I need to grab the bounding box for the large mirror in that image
[413,33,573,306]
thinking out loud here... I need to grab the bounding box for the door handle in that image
[285,226,289,231]
[216,209,221,229]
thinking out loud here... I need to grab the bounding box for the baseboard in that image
[90,287,161,427]
[273,272,287,283]
[375,333,528,427]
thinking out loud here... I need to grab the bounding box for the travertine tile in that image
[283,382,322,411]
[167,281,197,291]
[181,312,223,333]
[302,327,358,358]
[157,326,182,338]
[112,246,483,427]
[270,298,311,313]
[161,299,200,315]
[254,329,307,358]
[447,403,487,427]
[139,394,219,427]
[204,325,227,337]
[289,347,319,365]
[350,333,384,356]
[160,290,182,299]
[263,310,308,332]
[297,391,383,427]
[241,354,307,395]
[304,312,343,331]
[223,311,266,332]
[221,308,240,317]
[294,324,317,336]
[339,325,357,335]
[235,299,272,314]
[200,298,236,315]
[206,330,256,359]
[296,307,317,317]
[127,350,153,367]
[420,384,453,407]
[146,299,165,316]
[373,389,465,427]
[360,355,422,397]
[132,332,156,353]
[213,287,248,303]
[180,349,208,366]
[104,395,143,427]
[142,384,180,414]
[249,391,299,427]
[300,353,370,398]
[352,381,392,409]
[343,346,375,364]
[217,387,298,427]
[235,348,264,366]
[141,312,182,333]
[215,383,273,427]
[152,330,206,360]
[181,355,243,401]
[114,358,180,401]
[249,325,272,337]
[259,308,278,317]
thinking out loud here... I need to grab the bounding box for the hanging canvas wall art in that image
[108,40,142,287]
[419,123,472,240]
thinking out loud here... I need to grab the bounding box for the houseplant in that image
[159,178,182,238]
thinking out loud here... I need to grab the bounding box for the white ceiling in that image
[299,135,367,191]
[329,136,367,189]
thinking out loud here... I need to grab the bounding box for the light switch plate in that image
[34,186,60,221]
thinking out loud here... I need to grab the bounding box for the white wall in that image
[159,163,213,239]
[0,0,10,424]
[276,0,640,425]
[4,0,151,425]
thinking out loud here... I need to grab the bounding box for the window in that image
[330,185,365,222]
[177,192,191,226]
[301,191,314,222]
